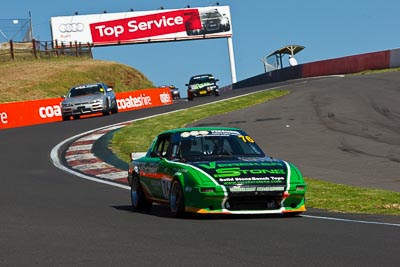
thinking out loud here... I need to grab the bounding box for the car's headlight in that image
[90,99,102,104]
[221,18,229,25]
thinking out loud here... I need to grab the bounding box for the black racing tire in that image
[102,101,110,116]
[62,115,70,121]
[131,176,152,212]
[73,115,80,120]
[187,91,194,101]
[169,179,185,217]
[111,104,118,114]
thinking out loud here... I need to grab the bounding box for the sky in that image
[2,1,400,95]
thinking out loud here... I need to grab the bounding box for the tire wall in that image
[232,48,400,90]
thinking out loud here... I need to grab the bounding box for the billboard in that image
[50,6,232,46]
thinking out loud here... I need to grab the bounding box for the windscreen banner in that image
[50,6,232,46]
[0,88,172,129]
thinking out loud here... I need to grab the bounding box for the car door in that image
[142,134,173,201]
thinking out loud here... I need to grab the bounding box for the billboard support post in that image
[227,37,237,84]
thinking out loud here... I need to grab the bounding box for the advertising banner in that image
[50,6,232,46]
[0,88,172,129]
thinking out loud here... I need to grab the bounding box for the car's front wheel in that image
[187,90,194,101]
[111,103,118,114]
[131,175,152,211]
[102,101,110,116]
[170,179,185,217]
[62,115,70,121]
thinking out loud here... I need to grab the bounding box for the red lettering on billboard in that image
[90,9,201,44]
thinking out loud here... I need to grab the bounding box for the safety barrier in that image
[233,48,400,90]
[0,88,172,129]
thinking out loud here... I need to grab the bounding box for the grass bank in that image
[0,58,154,103]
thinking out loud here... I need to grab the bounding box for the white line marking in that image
[65,153,97,161]
[302,214,400,227]
[67,144,93,151]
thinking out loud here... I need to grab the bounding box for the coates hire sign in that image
[0,88,172,129]
[50,6,232,46]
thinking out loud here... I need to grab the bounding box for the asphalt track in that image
[191,72,400,192]
[1,73,399,266]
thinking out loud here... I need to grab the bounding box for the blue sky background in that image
[3,1,400,94]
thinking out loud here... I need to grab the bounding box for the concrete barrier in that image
[232,48,400,90]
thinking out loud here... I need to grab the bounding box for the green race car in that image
[128,127,306,217]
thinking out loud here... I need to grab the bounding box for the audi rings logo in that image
[59,23,85,33]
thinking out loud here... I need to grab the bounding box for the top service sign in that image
[50,6,232,46]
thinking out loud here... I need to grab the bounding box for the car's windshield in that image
[69,85,104,97]
[201,11,221,19]
[172,130,265,159]
[189,76,215,85]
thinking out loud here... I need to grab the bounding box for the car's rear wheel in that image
[131,175,152,211]
[170,179,185,217]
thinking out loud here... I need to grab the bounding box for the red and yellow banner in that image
[0,88,172,129]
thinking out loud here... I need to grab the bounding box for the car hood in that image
[62,94,103,104]
[190,157,288,188]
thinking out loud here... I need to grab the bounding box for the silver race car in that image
[61,83,118,120]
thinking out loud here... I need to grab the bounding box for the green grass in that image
[305,178,400,215]
[110,89,400,216]
[0,58,155,103]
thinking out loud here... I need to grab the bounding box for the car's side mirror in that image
[215,79,219,82]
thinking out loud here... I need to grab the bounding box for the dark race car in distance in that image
[61,82,118,120]
[186,74,219,101]
[159,85,180,99]
[128,127,306,217]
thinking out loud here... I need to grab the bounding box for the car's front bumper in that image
[185,186,306,215]
[189,87,219,97]
[61,102,104,116]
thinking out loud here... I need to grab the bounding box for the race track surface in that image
[191,72,400,192]
[0,72,399,266]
